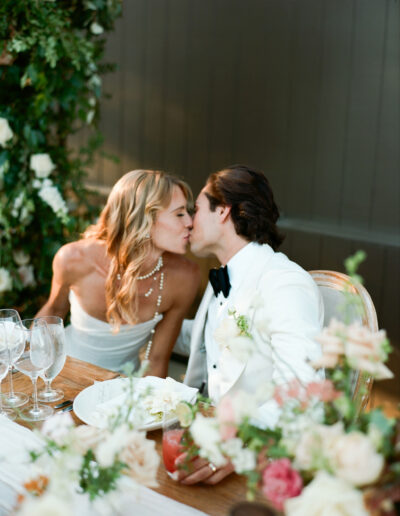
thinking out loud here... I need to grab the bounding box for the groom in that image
[175,164,323,484]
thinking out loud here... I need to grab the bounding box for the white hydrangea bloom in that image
[30,153,56,179]
[0,118,13,146]
[220,438,256,473]
[13,250,30,266]
[18,265,36,287]
[190,414,227,467]
[90,22,104,35]
[0,268,12,293]
[38,183,68,219]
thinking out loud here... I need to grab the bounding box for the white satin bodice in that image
[65,290,163,372]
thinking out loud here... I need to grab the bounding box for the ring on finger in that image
[208,462,217,474]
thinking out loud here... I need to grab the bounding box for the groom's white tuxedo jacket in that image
[177,243,323,426]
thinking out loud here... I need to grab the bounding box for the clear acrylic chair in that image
[309,270,378,413]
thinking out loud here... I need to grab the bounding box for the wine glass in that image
[36,316,66,403]
[0,323,16,420]
[0,309,29,407]
[162,413,185,477]
[14,319,54,422]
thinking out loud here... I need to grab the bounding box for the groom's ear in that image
[216,204,231,223]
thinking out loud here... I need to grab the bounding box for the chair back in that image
[309,270,377,412]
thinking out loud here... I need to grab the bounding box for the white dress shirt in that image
[205,243,256,400]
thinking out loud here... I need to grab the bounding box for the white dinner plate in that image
[73,376,198,430]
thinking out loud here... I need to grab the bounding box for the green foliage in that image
[79,449,126,501]
[0,0,122,315]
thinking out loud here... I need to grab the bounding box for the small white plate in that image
[73,376,197,430]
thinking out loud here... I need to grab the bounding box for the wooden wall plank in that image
[311,0,355,223]
[340,0,387,228]
[120,0,147,172]
[284,0,324,219]
[369,0,400,233]
[162,0,190,177]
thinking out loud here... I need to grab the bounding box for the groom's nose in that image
[184,213,193,228]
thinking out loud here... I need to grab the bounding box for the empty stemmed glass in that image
[0,309,28,408]
[0,323,16,420]
[36,316,66,403]
[14,318,54,422]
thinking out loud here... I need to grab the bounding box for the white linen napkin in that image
[90,376,198,428]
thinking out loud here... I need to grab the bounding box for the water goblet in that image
[162,413,185,477]
[14,319,55,422]
[0,323,16,420]
[36,316,66,403]
[0,309,28,408]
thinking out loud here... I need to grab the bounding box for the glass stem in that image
[32,377,39,414]
[45,377,52,394]
[8,364,15,398]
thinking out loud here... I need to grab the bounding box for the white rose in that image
[17,493,73,516]
[214,317,240,349]
[120,431,160,487]
[90,22,104,35]
[227,335,255,362]
[13,250,30,266]
[328,431,384,486]
[285,472,369,516]
[190,414,226,467]
[41,412,74,445]
[30,153,56,178]
[0,267,12,293]
[18,265,36,287]
[71,425,107,455]
[0,117,13,146]
[294,422,344,471]
[95,425,129,467]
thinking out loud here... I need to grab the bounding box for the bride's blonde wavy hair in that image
[84,169,192,331]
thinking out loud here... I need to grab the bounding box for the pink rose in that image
[273,379,307,409]
[262,458,303,511]
[216,396,237,441]
[306,380,342,403]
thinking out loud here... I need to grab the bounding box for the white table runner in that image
[0,415,207,516]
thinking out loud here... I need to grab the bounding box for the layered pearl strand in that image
[139,256,164,362]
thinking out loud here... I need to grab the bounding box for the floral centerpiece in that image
[177,252,400,515]
[15,365,160,516]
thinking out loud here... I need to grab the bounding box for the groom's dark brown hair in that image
[205,164,285,250]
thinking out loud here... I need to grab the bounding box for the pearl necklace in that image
[138,256,163,280]
[143,267,164,362]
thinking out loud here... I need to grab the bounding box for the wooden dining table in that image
[10,356,257,516]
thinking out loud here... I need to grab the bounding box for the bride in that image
[35,169,200,377]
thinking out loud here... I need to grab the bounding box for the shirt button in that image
[220,301,223,306]
[212,364,217,369]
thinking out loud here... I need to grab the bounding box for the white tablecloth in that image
[0,415,207,516]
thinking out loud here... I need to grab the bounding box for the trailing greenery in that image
[0,0,122,314]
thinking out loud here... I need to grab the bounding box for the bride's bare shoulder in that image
[54,239,105,278]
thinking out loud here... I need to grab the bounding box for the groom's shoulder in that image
[259,246,314,287]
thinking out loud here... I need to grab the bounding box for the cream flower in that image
[90,22,104,35]
[294,422,344,471]
[71,425,107,455]
[312,319,346,369]
[41,413,75,446]
[120,431,160,487]
[13,250,30,266]
[18,265,36,287]
[0,117,13,146]
[220,438,256,473]
[0,267,12,293]
[214,317,240,349]
[30,153,56,178]
[328,431,384,486]
[95,425,129,467]
[190,414,227,467]
[285,472,369,516]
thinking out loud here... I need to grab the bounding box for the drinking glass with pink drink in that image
[162,415,184,476]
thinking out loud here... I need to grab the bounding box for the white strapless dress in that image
[65,291,163,372]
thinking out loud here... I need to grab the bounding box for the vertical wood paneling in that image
[380,247,400,344]
[120,0,147,172]
[312,0,355,223]
[369,0,400,233]
[340,0,387,228]
[141,0,168,169]
[285,0,324,219]
[290,232,321,271]
[162,0,190,176]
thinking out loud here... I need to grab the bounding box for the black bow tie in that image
[209,266,231,298]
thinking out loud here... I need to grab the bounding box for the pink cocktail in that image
[162,428,184,474]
